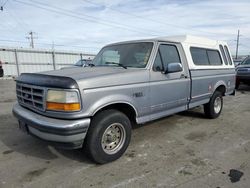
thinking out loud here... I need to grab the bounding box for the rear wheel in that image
[85,109,131,164]
[204,91,223,119]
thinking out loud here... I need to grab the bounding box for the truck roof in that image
[155,35,226,47]
[108,35,227,48]
[105,35,234,69]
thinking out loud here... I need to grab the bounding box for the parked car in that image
[0,60,4,77]
[74,59,92,67]
[233,59,242,67]
[13,35,235,164]
[61,59,93,70]
[236,57,250,89]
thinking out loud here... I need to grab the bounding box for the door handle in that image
[180,74,187,79]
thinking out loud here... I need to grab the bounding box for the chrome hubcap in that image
[214,97,222,114]
[101,123,126,154]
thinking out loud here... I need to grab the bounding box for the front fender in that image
[82,92,139,117]
[92,95,138,116]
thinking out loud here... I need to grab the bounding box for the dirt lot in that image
[0,79,250,188]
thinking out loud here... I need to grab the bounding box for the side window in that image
[153,51,163,71]
[190,47,209,65]
[207,50,222,65]
[153,44,181,72]
[224,46,233,65]
[191,47,223,66]
[219,45,228,65]
[159,45,181,67]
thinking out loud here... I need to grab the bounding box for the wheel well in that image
[95,103,137,123]
[215,85,226,96]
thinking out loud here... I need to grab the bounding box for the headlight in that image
[46,90,81,111]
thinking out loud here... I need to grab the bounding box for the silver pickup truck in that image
[13,35,235,164]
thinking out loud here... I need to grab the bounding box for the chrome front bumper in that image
[12,103,91,149]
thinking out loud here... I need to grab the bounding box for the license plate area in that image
[18,121,28,133]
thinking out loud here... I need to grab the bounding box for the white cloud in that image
[0,0,249,55]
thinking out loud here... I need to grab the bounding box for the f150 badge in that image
[133,92,143,98]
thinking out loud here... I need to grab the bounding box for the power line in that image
[13,0,160,37]
[5,9,29,32]
[0,38,101,49]
[7,0,30,29]
[82,0,236,37]
[240,43,250,48]
[1,0,30,33]
[29,0,165,36]
[1,0,9,6]
[241,36,250,40]
[1,0,9,10]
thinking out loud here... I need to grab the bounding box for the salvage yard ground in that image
[0,79,250,188]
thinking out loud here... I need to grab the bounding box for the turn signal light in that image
[46,102,80,111]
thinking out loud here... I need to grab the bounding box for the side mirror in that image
[164,62,183,74]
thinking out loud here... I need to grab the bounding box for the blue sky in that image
[0,0,250,55]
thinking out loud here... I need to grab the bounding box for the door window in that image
[153,44,181,71]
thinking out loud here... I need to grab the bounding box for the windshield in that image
[92,42,153,68]
[242,59,250,65]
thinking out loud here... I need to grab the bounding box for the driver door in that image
[149,43,190,120]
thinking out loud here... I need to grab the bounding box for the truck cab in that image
[13,35,235,163]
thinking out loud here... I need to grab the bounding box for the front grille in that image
[16,82,46,111]
[238,68,249,72]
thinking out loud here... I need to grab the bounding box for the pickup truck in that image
[13,35,236,164]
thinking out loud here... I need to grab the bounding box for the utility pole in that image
[26,31,37,48]
[236,29,240,59]
[52,40,55,50]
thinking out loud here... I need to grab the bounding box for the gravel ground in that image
[0,79,250,188]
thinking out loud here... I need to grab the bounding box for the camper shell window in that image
[190,47,222,66]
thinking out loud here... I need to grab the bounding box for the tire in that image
[204,91,223,119]
[84,109,131,164]
[0,68,3,77]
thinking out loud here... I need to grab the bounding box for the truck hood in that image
[16,67,149,89]
[42,66,134,80]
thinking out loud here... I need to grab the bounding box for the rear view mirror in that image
[165,62,183,74]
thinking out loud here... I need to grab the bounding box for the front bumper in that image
[237,75,250,81]
[12,103,90,149]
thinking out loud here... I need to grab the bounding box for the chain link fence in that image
[0,47,96,77]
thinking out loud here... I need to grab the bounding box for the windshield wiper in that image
[105,62,127,69]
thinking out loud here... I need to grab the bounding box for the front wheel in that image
[204,91,223,119]
[84,109,131,164]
